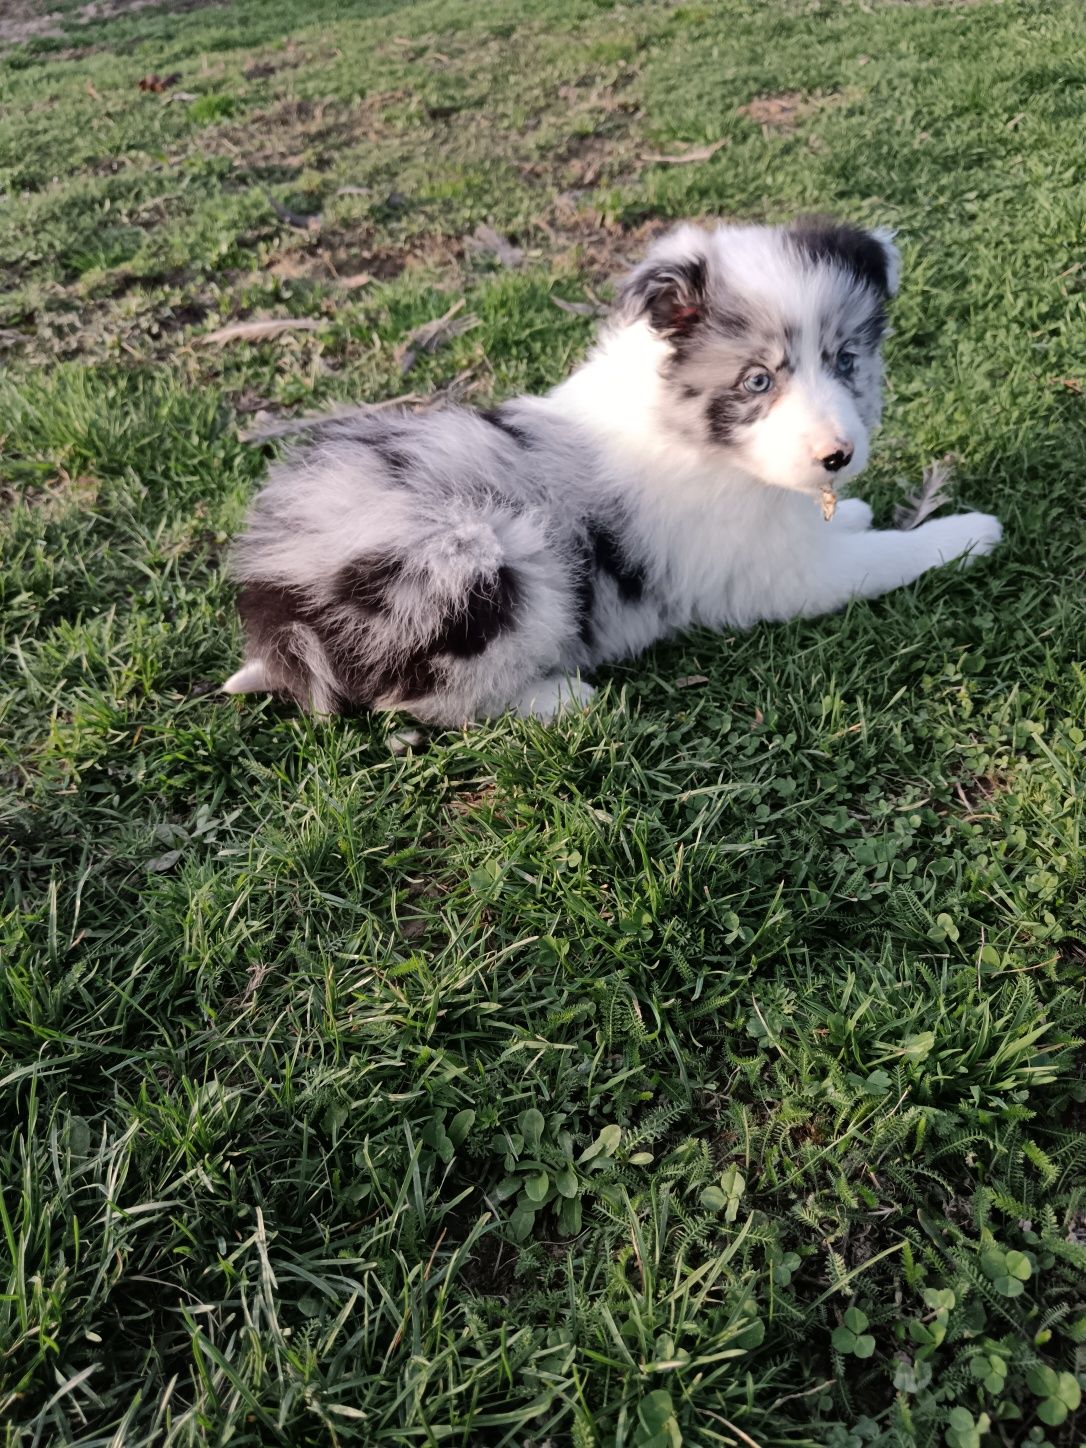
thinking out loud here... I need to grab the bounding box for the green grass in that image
[2,0,1085,1443]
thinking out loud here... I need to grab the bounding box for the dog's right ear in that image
[617,237,710,339]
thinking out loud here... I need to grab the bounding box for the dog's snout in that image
[820,445,853,474]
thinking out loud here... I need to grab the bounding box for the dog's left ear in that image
[618,233,710,338]
[789,217,901,299]
[869,227,901,298]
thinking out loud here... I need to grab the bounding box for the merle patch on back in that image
[369,440,413,481]
[588,522,646,603]
[436,565,520,656]
[332,554,404,611]
[239,552,521,712]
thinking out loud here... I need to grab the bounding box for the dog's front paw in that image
[514,674,596,721]
[832,497,874,532]
[927,511,1003,565]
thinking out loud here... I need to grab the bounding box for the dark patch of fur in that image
[378,649,439,704]
[589,522,645,603]
[712,307,754,337]
[241,554,520,713]
[332,554,404,611]
[571,541,597,646]
[479,409,531,447]
[705,388,771,447]
[238,580,313,636]
[237,581,321,704]
[370,441,412,480]
[789,217,892,297]
[853,307,888,349]
[705,392,743,447]
[434,565,520,658]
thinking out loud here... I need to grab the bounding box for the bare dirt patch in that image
[1,469,99,517]
[76,0,221,20]
[737,90,849,135]
[205,95,400,178]
[1,0,222,46]
[530,199,672,285]
[265,229,464,287]
[952,772,1010,822]
[0,8,63,45]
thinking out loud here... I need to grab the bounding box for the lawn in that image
[2,0,1085,1443]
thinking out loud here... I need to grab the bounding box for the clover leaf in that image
[1027,1365,1081,1427]
[832,1306,876,1359]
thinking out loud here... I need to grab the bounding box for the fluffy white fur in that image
[225,217,1002,724]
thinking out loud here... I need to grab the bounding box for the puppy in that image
[225,217,1002,724]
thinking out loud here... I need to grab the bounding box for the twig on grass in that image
[199,317,321,346]
[265,191,322,233]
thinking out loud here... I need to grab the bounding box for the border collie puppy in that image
[225,218,1002,724]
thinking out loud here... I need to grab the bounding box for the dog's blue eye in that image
[743,371,773,394]
[835,350,856,378]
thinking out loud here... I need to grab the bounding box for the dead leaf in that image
[894,455,956,530]
[337,272,373,290]
[265,191,321,233]
[396,298,478,375]
[86,79,101,101]
[199,317,322,346]
[640,138,728,165]
[550,295,608,317]
[467,223,523,268]
[138,71,181,93]
[268,253,320,280]
[147,849,183,873]
[1049,375,1083,395]
[235,961,273,1006]
[674,674,709,689]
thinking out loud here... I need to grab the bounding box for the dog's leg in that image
[513,674,596,721]
[829,498,874,532]
[802,511,1002,613]
[223,660,268,694]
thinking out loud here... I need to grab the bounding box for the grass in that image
[1,0,1085,1442]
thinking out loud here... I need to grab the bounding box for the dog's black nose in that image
[820,447,853,473]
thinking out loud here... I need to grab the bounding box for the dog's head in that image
[616,218,899,495]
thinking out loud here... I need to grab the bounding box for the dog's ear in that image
[618,239,710,338]
[869,227,901,298]
[789,217,901,299]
